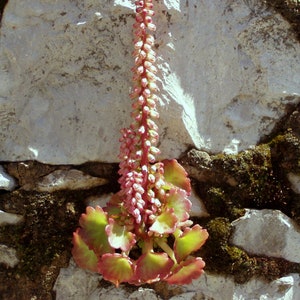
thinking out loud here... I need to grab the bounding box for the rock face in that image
[54,261,300,300]
[0,0,299,164]
[231,209,300,263]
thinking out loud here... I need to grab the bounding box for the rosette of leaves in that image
[73,159,208,286]
[72,0,208,287]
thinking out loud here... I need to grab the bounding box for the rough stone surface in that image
[287,172,300,194]
[0,210,23,226]
[22,169,108,192]
[0,244,19,268]
[0,166,16,191]
[53,259,101,300]
[0,0,299,164]
[231,209,300,263]
[53,261,300,300]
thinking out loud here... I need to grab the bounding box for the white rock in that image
[231,209,300,263]
[22,169,107,192]
[287,172,300,194]
[187,272,300,300]
[189,189,209,218]
[128,288,162,300]
[53,259,101,300]
[89,286,162,300]
[0,210,23,226]
[0,244,19,268]
[0,166,16,191]
[0,0,299,164]
[53,264,300,300]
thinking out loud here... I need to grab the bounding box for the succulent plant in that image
[72,0,208,286]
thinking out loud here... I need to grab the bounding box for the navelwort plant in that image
[72,0,208,286]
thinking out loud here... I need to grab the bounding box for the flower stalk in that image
[72,0,208,286]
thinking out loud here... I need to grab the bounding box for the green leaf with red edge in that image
[149,208,177,234]
[165,188,192,222]
[98,253,135,287]
[106,218,136,252]
[135,252,174,283]
[163,159,191,194]
[165,257,205,285]
[79,206,113,255]
[174,224,209,262]
[72,229,98,272]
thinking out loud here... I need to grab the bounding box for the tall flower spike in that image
[72,0,208,287]
[117,0,161,223]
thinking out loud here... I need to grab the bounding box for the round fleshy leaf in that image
[174,224,209,262]
[149,208,177,234]
[165,188,192,222]
[106,218,136,252]
[165,257,205,285]
[163,159,191,194]
[135,252,174,283]
[72,229,98,272]
[99,253,135,287]
[79,206,113,255]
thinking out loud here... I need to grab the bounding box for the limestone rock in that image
[0,244,19,268]
[0,166,16,191]
[23,169,108,192]
[0,210,23,226]
[231,209,300,263]
[53,261,300,300]
[53,259,101,300]
[287,172,300,194]
[0,0,299,164]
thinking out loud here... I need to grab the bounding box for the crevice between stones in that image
[0,0,9,24]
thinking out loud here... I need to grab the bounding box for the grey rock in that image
[231,209,300,263]
[0,210,23,226]
[22,169,108,192]
[0,166,17,191]
[0,244,19,268]
[0,0,299,164]
[287,172,300,194]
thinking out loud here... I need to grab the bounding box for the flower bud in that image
[146,70,156,81]
[134,39,143,49]
[148,153,156,162]
[148,82,158,92]
[148,173,155,183]
[143,88,151,97]
[148,65,157,74]
[147,23,156,31]
[149,109,159,118]
[146,34,155,45]
[138,125,145,134]
[141,77,148,87]
[143,43,152,52]
[145,140,151,147]
[150,146,160,155]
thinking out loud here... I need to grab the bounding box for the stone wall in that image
[0,0,300,299]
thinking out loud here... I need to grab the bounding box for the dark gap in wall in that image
[0,0,9,24]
